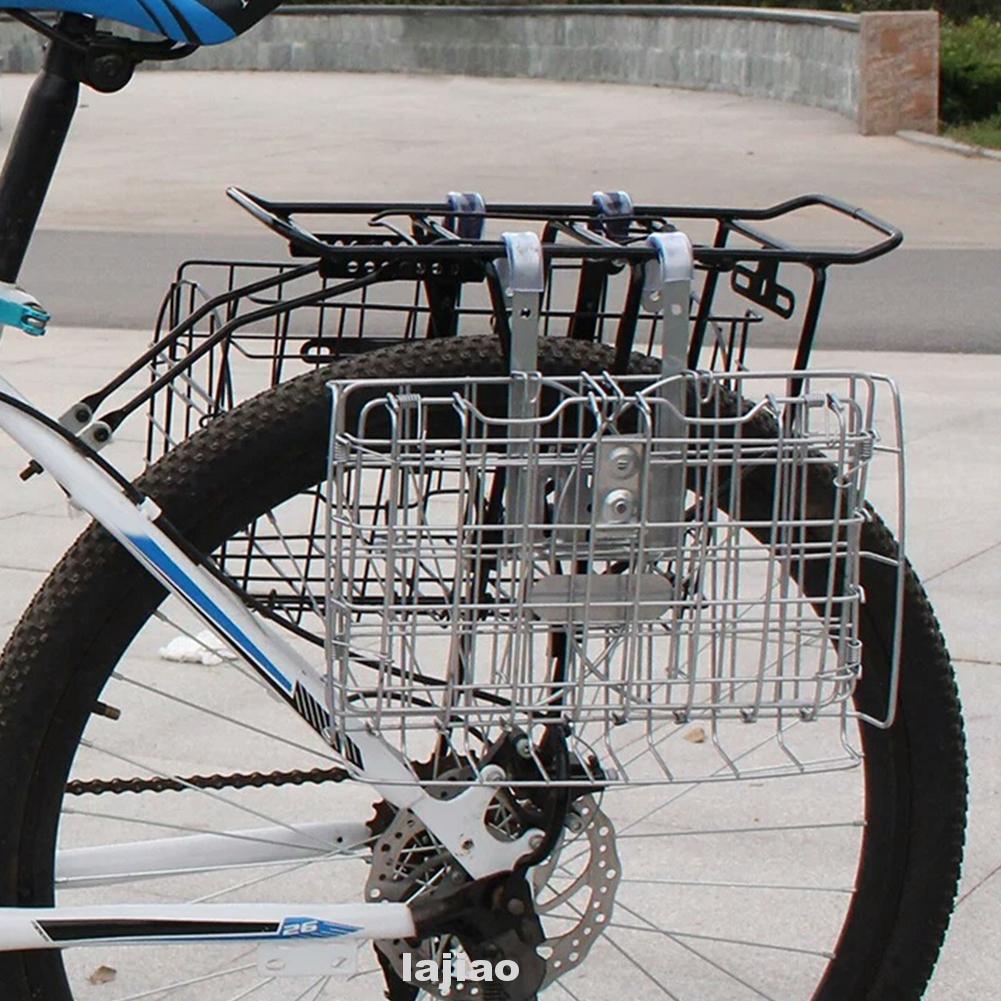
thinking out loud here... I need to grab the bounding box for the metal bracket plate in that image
[731,258,796,319]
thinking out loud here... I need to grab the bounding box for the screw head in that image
[528,833,545,851]
[608,445,639,478]
[514,736,533,758]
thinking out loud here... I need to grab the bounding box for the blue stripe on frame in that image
[126,532,294,693]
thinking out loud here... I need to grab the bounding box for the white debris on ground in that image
[86,966,117,986]
[158,630,237,666]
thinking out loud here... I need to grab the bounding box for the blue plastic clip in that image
[0,284,50,336]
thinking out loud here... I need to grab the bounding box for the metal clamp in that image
[591,190,634,240]
[445,191,486,240]
[643,232,694,376]
[0,282,49,336]
[497,231,545,377]
[643,233,695,553]
[497,232,545,536]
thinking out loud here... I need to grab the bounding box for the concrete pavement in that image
[0,71,999,349]
[0,330,995,998]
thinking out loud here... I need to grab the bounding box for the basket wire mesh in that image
[321,370,903,786]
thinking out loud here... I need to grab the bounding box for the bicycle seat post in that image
[0,14,95,283]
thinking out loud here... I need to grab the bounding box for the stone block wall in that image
[0,6,942,135]
[858,11,939,135]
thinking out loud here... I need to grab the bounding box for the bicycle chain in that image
[64,765,351,797]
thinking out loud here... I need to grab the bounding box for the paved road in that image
[20,229,1001,351]
[1,71,999,352]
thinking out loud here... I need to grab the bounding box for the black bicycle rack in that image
[36,188,901,466]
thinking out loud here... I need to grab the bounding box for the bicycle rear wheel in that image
[0,336,965,1001]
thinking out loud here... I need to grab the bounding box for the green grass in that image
[943,113,1001,149]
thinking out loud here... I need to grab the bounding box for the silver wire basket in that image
[322,369,904,785]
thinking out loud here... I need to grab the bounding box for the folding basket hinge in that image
[0,283,49,336]
[591,190,634,240]
[445,191,486,240]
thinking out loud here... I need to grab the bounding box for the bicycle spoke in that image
[599,920,832,959]
[78,739,334,851]
[61,808,333,853]
[614,897,781,1001]
[615,821,861,840]
[221,979,275,1001]
[553,977,588,1001]
[189,841,373,904]
[111,671,336,763]
[618,876,853,894]
[110,962,257,1001]
[596,931,683,1001]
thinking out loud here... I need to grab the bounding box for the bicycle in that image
[0,7,967,1001]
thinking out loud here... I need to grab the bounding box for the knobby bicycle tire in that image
[0,336,966,1001]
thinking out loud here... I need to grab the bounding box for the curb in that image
[897,130,1001,162]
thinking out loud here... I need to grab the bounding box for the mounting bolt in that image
[514,736,533,758]
[602,488,636,523]
[528,833,545,851]
[507,898,527,916]
[565,812,585,834]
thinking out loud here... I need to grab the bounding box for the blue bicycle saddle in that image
[0,0,281,46]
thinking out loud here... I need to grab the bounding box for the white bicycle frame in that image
[0,221,692,958]
[0,368,543,954]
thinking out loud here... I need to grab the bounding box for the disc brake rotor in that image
[366,794,620,997]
